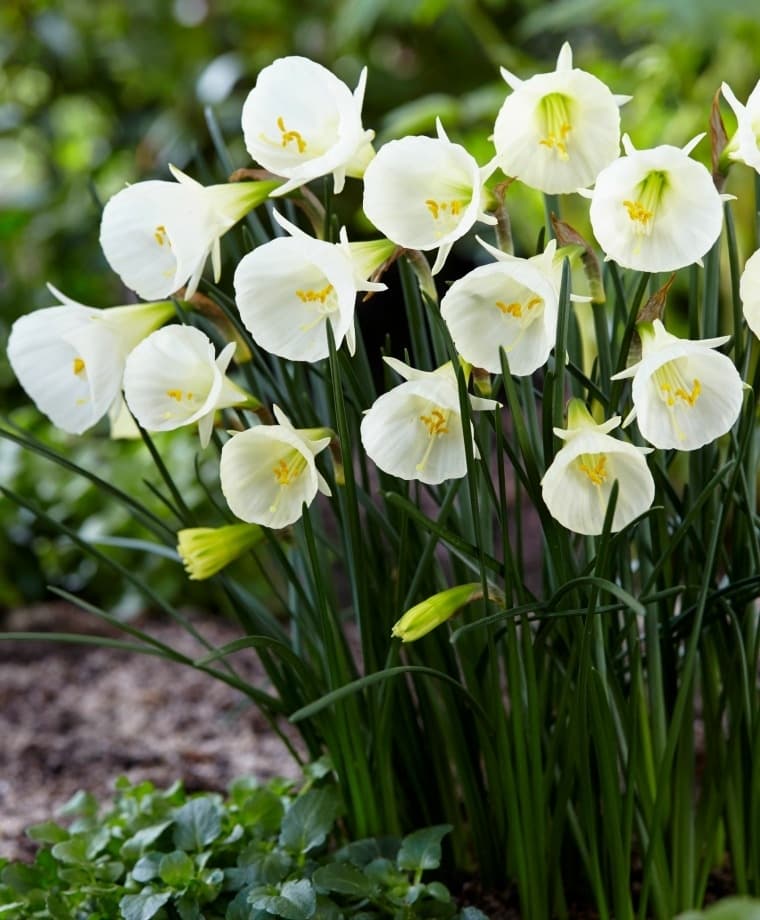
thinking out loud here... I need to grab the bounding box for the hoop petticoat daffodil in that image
[234,211,391,363]
[586,134,728,272]
[740,247,760,339]
[721,80,760,173]
[493,42,629,194]
[541,400,655,536]
[362,119,497,275]
[440,238,591,376]
[219,406,332,530]
[241,56,375,196]
[6,285,174,435]
[100,165,280,301]
[123,325,256,448]
[177,523,264,580]
[611,320,744,450]
[360,358,499,484]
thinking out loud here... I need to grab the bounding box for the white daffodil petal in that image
[123,325,246,441]
[242,56,372,193]
[220,424,325,529]
[721,80,760,173]
[493,47,624,194]
[542,429,655,535]
[740,247,760,338]
[589,143,723,272]
[440,257,558,376]
[362,133,485,261]
[7,294,173,435]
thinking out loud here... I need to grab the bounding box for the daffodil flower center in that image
[269,449,308,515]
[276,116,307,153]
[295,281,339,333]
[577,452,608,486]
[623,170,668,236]
[495,294,543,321]
[417,407,450,472]
[653,359,701,409]
[72,357,86,377]
[425,198,468,239]
[154,224,171,247]
[537,93,574,160]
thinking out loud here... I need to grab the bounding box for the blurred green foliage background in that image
[1,0,759,609]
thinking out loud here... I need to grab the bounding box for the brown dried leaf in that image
[551,214,605,303]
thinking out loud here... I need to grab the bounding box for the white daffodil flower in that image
[123,325,255,448]
[611,320,744,450]
[241,56,375,196]
[362,119,497,275]
[234,211,390,363]
[740,247,760,338]
[360,358,499,484]
[541,399,654,535]
[7,285,174,435]
[440,238,590,376]
[587,134,726,272]
[219,406,332,530]
[100,165,279,301]
[493,42,629,194]
[721,80,760,173]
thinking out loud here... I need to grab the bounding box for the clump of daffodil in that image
[362,119,497,275]
[241,56,375,196]
[541,399,655,535]
[100,165,279,300]
[177,523,264,580]
[123,325,258,448]
[721,80,760,173]
[7,285,174,436]
[740,247,760,339]
[233,211,391,363]
[440,238,590,376]
[493,42,629,194]
[587,134,727,272]
[611,320,744,450]
[360,358,499,484]
[392,584,484,642]
[220,407,333,530]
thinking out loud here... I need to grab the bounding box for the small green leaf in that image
[173,797,223,852]
[25,822,69,845]
[397,825,452,872]
[120,888,172,920]
[425,881,451,903]
[120,821,173,859]
[132,852,163,883]
[57,790,99,819]
[250,878,317,919]
[337,837,400,868]
[279,788,341,854]
[313,862,374,897]
[159,851,195,887]
[51,837,89,866]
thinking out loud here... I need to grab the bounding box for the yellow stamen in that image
[496,296,541,319]
[154,224,170,247]
[658,378,701,408]
[420,408,449,436]
[537,93,574,160]
[623,200,654,226]
[425,199,463,220]
[296,284,334,304]
[73,357,86,376]
[622,170,668,236]
[577,454,608,486]
[166,389,183,401]
[277,116,307,153]
[272,453,307,486]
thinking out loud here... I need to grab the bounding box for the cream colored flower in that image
[360,358,498,484]
[493,42,628,194]
[100,165,278,300]
[362,120,496,275]
[721,80,760,173]
[587,134,725,272]
[7,285,173,435]
[123,325,254,448]
[611,320,743,450]
[234,211,389,362]
[241,56,375,196]
[541,400,654,535]
[219,407,332,530]
[739,247,760,339]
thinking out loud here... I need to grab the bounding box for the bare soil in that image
[0,603,300,862]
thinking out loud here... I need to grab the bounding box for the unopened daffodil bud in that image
[177,523,264,580]
[392,584,483,642]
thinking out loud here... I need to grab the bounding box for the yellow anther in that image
[526,296,541,310]
[420,408,449,436]
[660,378,701,408]
[538,93,573,160]
[72,357,86,376]
[539,124,572,159]
[623,200,654,226]
[154,224,170,247]
[577,454,608,486]
[296,284,334,304]
[166,389,183,401]
[277,116,307,153]
[425,199,463,220]
[496,301,523,318]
